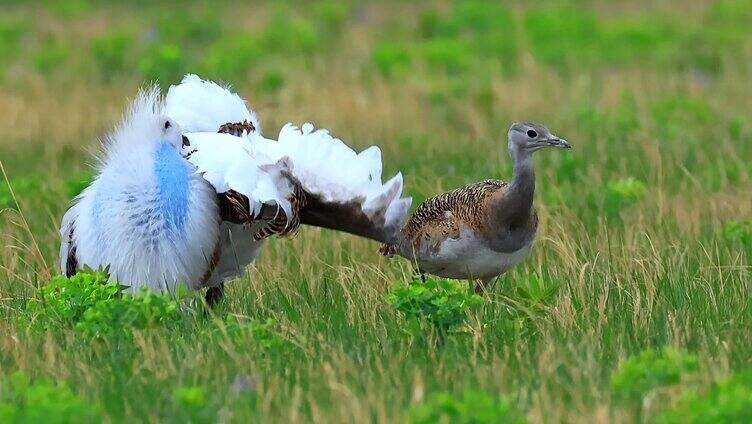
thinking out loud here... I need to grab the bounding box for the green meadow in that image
[1,0,751,422]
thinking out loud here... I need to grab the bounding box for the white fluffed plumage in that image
[60,74,411,294]
[60,87,219,292]
[165,74,411,287]
[166,74,411,237]
[165,73,261,135]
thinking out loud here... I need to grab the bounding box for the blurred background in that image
[2,0,751,176]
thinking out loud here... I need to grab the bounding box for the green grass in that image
[0,0,751,422]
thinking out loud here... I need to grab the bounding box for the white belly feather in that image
[417,226,532,280]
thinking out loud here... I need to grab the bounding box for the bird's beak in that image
[545,137,571,149]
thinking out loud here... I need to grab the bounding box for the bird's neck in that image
[491,149,535,227]
[510,151,535,205]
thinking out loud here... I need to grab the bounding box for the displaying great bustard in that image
[60,74,411,304]
[380,123,570,293]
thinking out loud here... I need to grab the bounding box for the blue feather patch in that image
[154,142,189,233]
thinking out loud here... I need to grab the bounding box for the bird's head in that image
[160,116,196,159]
[161,117,186,149]
[103,86,193,161]
[507,122,570,158]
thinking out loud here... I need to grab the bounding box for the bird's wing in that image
[395,179,508,252]
[252,123,412,244]
[168,75,302,240]
[183,131,296,237]
[410,210,462,255]
[165,74,261,135]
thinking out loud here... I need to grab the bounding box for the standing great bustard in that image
[60,74,411,304]
[380,123,570,293]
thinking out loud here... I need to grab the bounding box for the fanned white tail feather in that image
[167,73,411,241]
[165,74,260,135]
[251,123,412,238]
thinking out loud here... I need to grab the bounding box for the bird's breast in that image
[78,144,219,292]
[154,142,190,234]
[418,226,533,280]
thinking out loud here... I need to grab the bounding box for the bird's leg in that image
[204,282,225,308]
[474,278,496,295]
[412,266,426,283]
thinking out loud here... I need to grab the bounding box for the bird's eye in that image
[526,129,537,138]
[164,121,172,129]
[182,135,190,147]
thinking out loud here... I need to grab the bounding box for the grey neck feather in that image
[476,146,535,252]
[504,148,535,224]
[484,145,537,252]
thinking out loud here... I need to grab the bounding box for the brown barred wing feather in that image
[252,176,306,240]
[217,182,306,241]
[214,121,304,240]
[218,120,256,137]
[217,190,253,224]
[383,179,508,255]
[411,210,462,254]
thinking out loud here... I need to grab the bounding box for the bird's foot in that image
[204,283,225,310]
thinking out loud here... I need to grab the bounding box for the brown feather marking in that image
[217,185,306,241]
[218,190,252,224]
[218,120,256,137]
[65,224,78,277]
[252,175,306,240]
[418,211,462,254]
[384,179,509,253]
[215,121,305,240]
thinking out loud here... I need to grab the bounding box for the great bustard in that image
[60,75,411,304]
[380,123,570,293]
